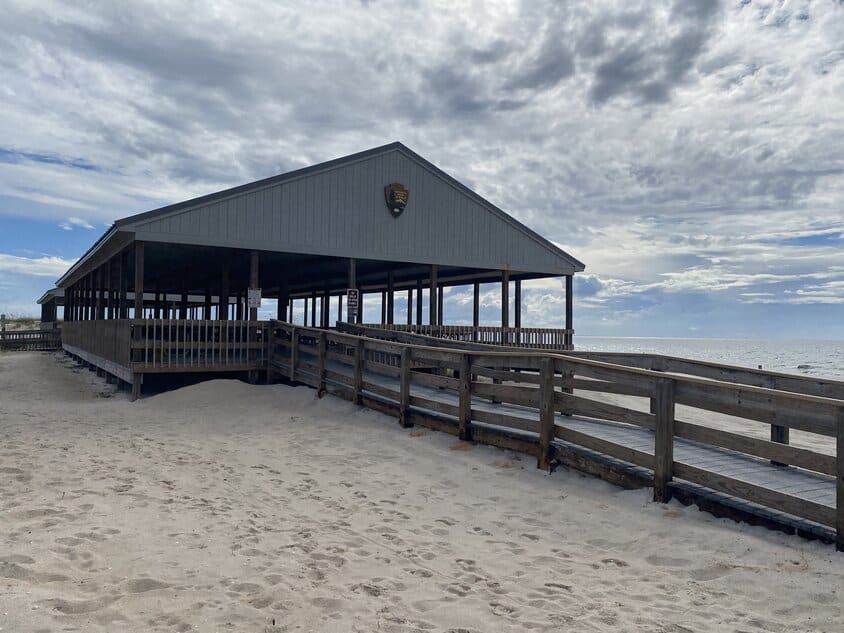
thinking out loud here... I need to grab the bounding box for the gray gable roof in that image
[58,142,584,286]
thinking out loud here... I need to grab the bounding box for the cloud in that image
[0,0,842,336]
[59,217,96,231]
[0,253,75,277]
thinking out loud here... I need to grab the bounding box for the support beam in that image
[133,242,145,319]
[310,291,317,327]
[277,277,289,321]
[322,288,330,328]
[249,249,259,321]
[219,255,230,321]
[514,279,522,329]
[565,274,573,349]
[407,288,412,326]
[437,285,444,326]
[347,258,357,323]
[380,291,386,325]
[473,282,480,341]
[118,250,128,319]
[387,271,395,325]
[429,265,438,326]
[501,269,510,328]
[416,278,423,325]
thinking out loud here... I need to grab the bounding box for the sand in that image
[1,351,843,632]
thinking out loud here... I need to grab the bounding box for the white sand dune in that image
[1,351,842,632]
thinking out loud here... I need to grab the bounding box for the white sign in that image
[346,289,359,309]
[247,288,262,309]
[346,289,359,323]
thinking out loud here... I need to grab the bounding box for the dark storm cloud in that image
[588,0,722,104]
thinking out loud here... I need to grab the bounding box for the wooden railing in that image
[360,323,574,350]
[129,319,268,371]
[269,320,844,549]
[62,320,131,366]
[0,328,62,351]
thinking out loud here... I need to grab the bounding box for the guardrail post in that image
[317,331,327,396]
[289,327,298,381]
[770,422,789,467]
[538,357,555,470]
[459,353,472,441]
[653,378,676,503]
[836,407,844,552]
[399,347,412,427]
[354,339,365,405]
[560,365,573,417]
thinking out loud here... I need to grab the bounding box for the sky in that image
[0,0,842,339]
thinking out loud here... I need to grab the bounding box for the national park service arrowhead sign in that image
[384,183,409,217]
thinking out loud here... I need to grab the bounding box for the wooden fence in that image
[0,328,61,351]
[129,319,267,372]
[361,323,574,350]
[269,319,844,550]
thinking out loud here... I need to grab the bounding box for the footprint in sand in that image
[125,578,170,593]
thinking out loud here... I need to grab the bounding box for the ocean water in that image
[574,337,844,380]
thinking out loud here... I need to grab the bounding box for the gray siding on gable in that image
[128,149,578,275]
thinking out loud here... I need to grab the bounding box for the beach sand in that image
[1,351,842,632]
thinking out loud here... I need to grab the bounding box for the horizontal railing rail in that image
[270,319,844,549]
[359,323,574,350]
[0,328,62,351]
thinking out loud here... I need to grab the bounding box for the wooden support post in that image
[317,331,327,395]
[407,288,412,325]
[277,278,289,322]
[429,265,438,326]
[131,373,142,401]
[249,250,259,321]
[472,281,480,341]
[514,279,522,332]
[118,251,127,318]
[771,424,790,466]
[303,297,308,326]
[322,289,330,328]
[289,327,298,381]
[538,357,555,470]
[338,294,343,323]
[179,290,188,320]
[653,378,676,503]
[219,256,230,321]
[399,346,412,427]
[380,291,386,325]
[133,242,145,319]
[347,258,357,323]
[387,271,395,325]
[836,408,844,552]
[565,274,573,349]
[437,285,444,326]
[311,291,317,327]
[98,262,107,319]
[236,291,244,320]
[204,291,212,320]
[501,269,510,329]
[459,353,472,441]
[354,339,365,404]
[416,278,423,326]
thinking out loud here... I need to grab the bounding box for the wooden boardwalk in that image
[266,322,844,549]
[353,362,836,511]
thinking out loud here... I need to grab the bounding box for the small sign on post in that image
[346,289,359,323]
[247,288,262,310]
